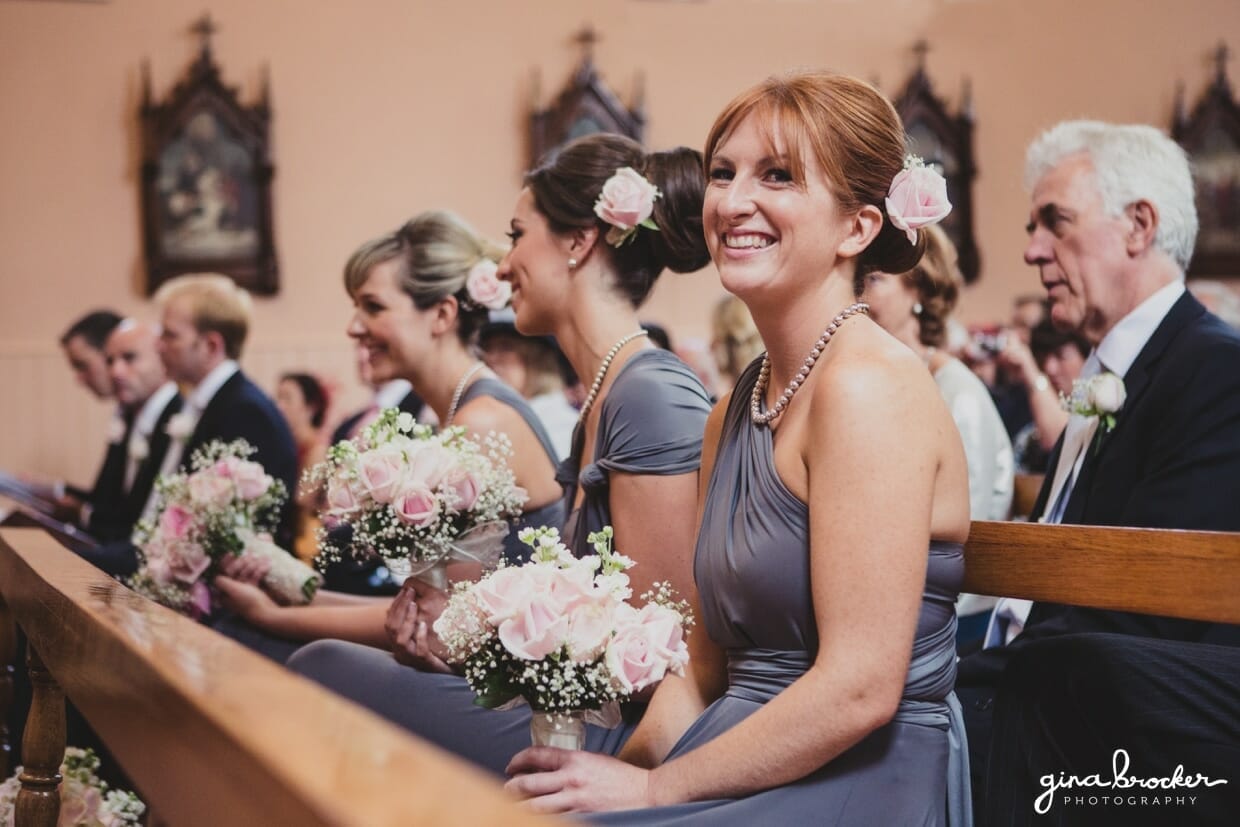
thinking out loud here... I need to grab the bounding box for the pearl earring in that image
[912,302,923,315]
[567,257,578,269]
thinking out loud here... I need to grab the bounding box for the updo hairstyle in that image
[525,133,711,307]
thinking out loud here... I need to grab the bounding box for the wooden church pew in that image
[0,527,549,827]
[963,519,1240,624]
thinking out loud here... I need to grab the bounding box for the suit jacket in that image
[960,292,1240,683]
[183,370,299,548]
[329,389,424,445]
[86,393,183,542]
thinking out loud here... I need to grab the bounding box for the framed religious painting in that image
[139,16,279,295]
[1173,44,1240,277]
[528,26,645,168]
[893,43,981,284]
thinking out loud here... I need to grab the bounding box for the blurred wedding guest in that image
[506,72,970,825]
[1000,318,1089,474]
[214,210,566,660]
[275,371,331,562]
[865,226,1014,523]
[711,293,764,393]
[1189,278,1240,329]
[276,372,330,471]
[478,317,578,460]
[286,134,712,774]
[865,225,1012,647]
[84,320,183,542]
[331,343,426,445]
[1008,294,1046,345]
[60,309,122,400]
[957,121,1240,823]
[151,274,297,548]
[33,310,124,521]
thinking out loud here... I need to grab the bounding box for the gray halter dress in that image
[286,350,712,774]
[591,358,971,826]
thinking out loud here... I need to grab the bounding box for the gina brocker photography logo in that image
[1036,749,1228,815]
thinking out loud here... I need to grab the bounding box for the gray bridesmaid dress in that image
[286,350,712,775]
[591,358,971,826]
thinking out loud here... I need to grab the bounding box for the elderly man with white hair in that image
[957,120,1240,825]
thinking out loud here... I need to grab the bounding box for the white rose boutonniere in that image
[106,416,127,445]
[129,434,150,463]
[166,412,196,442]
[1062,371,1127,433]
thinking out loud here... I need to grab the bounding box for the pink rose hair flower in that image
[464,259,512,311]
[884,156,952,245]
[593,167,662,247]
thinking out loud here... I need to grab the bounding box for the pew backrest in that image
[962,520,1240,624]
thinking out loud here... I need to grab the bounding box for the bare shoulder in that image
[453,395,526,440]
[811,321,939,419]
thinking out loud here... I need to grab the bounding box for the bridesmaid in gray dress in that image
[287,134,714,773]
[212,211,566,653]
[506,72,974,825]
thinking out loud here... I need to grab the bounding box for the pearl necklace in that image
[445,362,485,426]
[750,302,869,427]
[579,330,649,421]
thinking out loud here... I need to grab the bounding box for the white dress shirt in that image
[123,381,179,491]
[141,360,239,522]
[984,281,1187,648]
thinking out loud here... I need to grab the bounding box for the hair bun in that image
[642,147,711,274]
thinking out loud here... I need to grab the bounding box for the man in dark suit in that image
[148,274,298,547]
[85,319,182,542]
[958,121,1240,825]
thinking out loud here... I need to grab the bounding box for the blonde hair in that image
[711,295,764,383]
[343,211,505,342]
[902,225,962,349]
[154,273,252,359]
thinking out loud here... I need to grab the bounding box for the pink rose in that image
[392,481,438,528]
[167,540,211,586]
[605,604,689,693]
[473,566,538,622]
[406,443,457,489]
[145,554,173,586]
[465,259,512,311]
[440,466,483,512]
[188,471,233,508]
[325,473,360,514]
[59,781,93,825]
[564,597,619,663]
[498,589,570,661]
[188,580,213,619]
[159,504,195,541]
[549,558,600,613]
[231,460,272,501]
[884,162,952,244]
[594,167,660,233]
[357,444,406,504]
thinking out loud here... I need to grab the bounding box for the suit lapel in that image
[1062,292,1205,522]
[183,371,243,468]
[127,393,184,516]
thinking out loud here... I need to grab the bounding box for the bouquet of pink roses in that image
[129,440,321,618]
[0,747,144,826]
[307,408,527,588]
[434,526,692,748]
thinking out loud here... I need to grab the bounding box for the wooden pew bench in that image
[0,527,548,827]
[962,520,1240,624]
